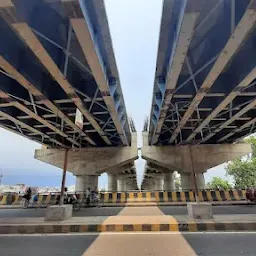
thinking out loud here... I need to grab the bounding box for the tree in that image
[174,176,181,190]
[245,136,256,158]
[207,177,232,190]
[226,158,256,188]
[225,136,256,188]
[173,172,181,190]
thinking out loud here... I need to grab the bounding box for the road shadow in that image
[0,206,125,219]
[182,233,256,256]
[0,234,99,256]
[74,207,125,217]
[157,205,256,216]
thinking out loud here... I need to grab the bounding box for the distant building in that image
[0,184,76,194]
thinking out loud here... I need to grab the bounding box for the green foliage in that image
[245,136,256,158]
[225,136,256,188]
[174,177,181,190]
[174,172,181,190]
[207,177,232,190]
[226,158,256,188]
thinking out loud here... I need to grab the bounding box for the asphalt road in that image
[0,205,255,218]
[0,232,256,255]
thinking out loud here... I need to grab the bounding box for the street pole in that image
[59,149,69,205]
[188,145,199,202]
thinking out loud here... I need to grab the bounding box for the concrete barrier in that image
[0,194,19,205]
[0,195,7,205]
[0,190,247,206]
[0,219,255,234]
[100,190,246,203]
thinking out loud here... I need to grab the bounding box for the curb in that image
[0,221,256,234]
[101,202,255,207]
[0,201,254,209]
[0,206,48,209]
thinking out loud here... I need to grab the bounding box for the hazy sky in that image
[0,0,226,187]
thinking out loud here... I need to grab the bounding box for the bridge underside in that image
[149,0,256,146]
[0,1,138,192]
[0,0,131,148]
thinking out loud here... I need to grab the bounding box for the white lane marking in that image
[1,231,256,237]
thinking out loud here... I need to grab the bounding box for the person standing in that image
[86,188,91,206]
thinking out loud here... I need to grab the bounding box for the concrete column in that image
[163,172,174,191]
[117,176,125,191]
[196,173,205,190]
[75,175,98,192]
[126,180,137,191]
[144,184,151,190]
[181,172,206,190]
[148,179,155,191]
[141,179,153,190]
[143,183,151,191]
[181,173,194,191]
[154,175,163,191]
[108,173,117,192]
[125,182,132,191]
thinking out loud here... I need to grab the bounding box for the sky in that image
[0,0,227,188]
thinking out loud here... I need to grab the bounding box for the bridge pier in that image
[196,173,205,190]
[154,174,164,191]
[34,133,138,191]
[141,177,153,191]
[107,163,137,192]
[180,173,194,190]
[117,174,138,191]
[117,175,125,191]
[142,132,251,191]
[126,182,134,191]
[180,172,205,191]
[163,172,174,191]
[75,175,98,193]
[108,173,118,192]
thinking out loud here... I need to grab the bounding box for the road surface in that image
[0,232,255,255]
[0,205,255,218]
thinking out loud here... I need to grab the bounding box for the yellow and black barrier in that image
[0,193,20,205]
[0,220,256,234]
[0,190,247,205]
[100,190,246,203]
[0,194,7,205]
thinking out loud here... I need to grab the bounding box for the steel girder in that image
[0,0,131,148]
[149,0,256,145]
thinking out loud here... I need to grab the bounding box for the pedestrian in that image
[22,187,32,208]
[32,193,40,208]
[86,187,91,206]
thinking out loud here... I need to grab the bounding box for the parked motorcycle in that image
[245,188,256,202]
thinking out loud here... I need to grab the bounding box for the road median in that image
[0,214,255,234]
[0,200,254,209]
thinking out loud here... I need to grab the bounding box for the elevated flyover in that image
[0,0,138,191]
[142,0,255,190]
